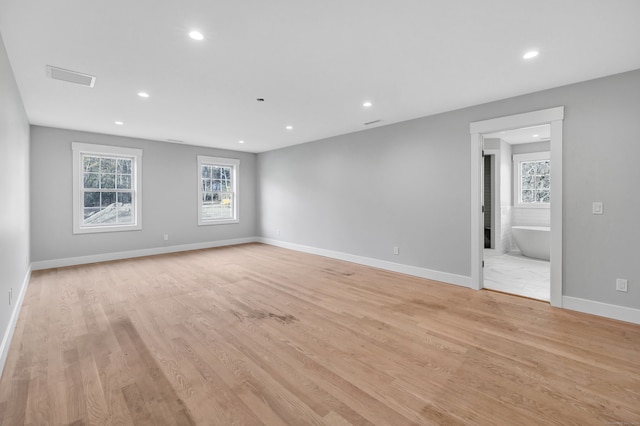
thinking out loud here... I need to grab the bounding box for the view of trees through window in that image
[520,160,550,204]
[201,164,233,220]
[82,155,133,224]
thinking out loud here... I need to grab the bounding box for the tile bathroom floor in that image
[483,249,550,301]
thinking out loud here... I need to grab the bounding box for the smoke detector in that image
[46,65,96,88]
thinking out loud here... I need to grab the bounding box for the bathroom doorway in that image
[470,107,564,307]
[481,126,551,301]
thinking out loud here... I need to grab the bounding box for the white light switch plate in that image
[592,202,603,215]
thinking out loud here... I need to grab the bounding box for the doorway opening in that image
[482,125,550,301]
[470,107,564,307]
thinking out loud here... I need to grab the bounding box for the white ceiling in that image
[1,1,639,153]
[485,124,550,145]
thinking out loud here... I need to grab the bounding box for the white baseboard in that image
[562,296,640,325]
[258,238,471,288]
[0,265,32,378]
[31,237,259,270]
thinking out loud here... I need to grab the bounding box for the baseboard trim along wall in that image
[562,296,640,325]
[31,237,259,270]
[260,238,640,325]
[0,266,32,378]
[259,238,472,288]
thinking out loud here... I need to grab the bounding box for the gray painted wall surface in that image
[258,69,640,310]
[0,33,30,370]
[258,115,471,276]
[30,126,257,261]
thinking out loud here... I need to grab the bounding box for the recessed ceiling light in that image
[533,134,540,137]
[285,125,293,130]
[115,121,124,125]
[523,50,539,59]
[363,101,372,107]
[189,31,204,41]
[137,92,149,98]
[238,140,245,144]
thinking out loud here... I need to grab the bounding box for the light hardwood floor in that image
[1,243,639,425]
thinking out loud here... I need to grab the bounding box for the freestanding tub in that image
[512,226,550,261]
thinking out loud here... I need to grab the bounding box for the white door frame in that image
[470,107,564,307]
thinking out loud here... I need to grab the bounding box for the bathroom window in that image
[197,155,239,225]
[72,142,143,234]
[514,152,550,208]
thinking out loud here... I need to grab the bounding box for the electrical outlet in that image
[592,202,603,215]
[163,234,169,241]
[616,279,628,292]
[393,246,399,255]
[277,229,281,236]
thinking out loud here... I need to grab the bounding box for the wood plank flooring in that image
[1,243,639,425]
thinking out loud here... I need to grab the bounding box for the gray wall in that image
[31,127,257,262]
[0,33,30,372]
[258,115,470,276]
[257,69,640,310]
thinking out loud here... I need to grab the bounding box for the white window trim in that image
[513,151,550,209]
[72,142,143,234]
[197,155,240,226]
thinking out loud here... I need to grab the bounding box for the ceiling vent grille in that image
[46,65,96,88]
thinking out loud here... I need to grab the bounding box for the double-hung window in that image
[513,152,550,207]
[72,142,143,233]
[197,155,239,225]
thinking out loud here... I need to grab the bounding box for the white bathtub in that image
[512,226,550,261]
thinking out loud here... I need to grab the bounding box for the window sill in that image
[198,219,239,226]
[73,224,142,234]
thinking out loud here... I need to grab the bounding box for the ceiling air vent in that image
[364,119,382,126]
[46,65,96,88]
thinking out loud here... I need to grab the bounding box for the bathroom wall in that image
[512,141,550,155]
[511,141,551,228]
[483,138,512,254]
[499,140,513,252]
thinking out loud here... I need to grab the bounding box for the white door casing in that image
[470,107,564,307]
